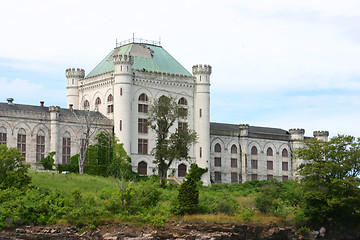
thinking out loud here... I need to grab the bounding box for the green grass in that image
[29,170,118,194]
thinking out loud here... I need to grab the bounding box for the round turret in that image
[192,64,212,83]
[313,131,329,142]
[66,68,85,110]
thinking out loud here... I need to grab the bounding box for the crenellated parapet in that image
[49,106,60,112]
[313,131,329,142]
[66,68,85,79]
[112,54,134,65]
[192,64,212,75]
[289,128,305,140]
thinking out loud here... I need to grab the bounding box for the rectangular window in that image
[36,135,45,162]
[178,122,188,131]
[251,174,258,180]
[0,132,6,145]
[214,157,221,167]
[231,172,238,183]
[282,175,289,181]
[267,161,273,170]
[251,159,258,169]
[214,171,221,182]
[231,158,237,168]
[200,147,202,158]
[17,134,26,158]
[267,174,273,181]
[199,108,202,117]
[138,118,148,133]
[107,104,113,113]
[282,162,288,171]
[62,137,71,164]
[179,108,188,116]
[138,139,148,154]
[138,104,148,113]
[120,88,122,96]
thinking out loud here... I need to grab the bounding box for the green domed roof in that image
[87,43,192,77]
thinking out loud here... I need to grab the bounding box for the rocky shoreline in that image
[1,222,359,240]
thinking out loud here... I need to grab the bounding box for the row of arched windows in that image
[138,161,187,177]
[250,146,289,157]
[83,94,114,113]
[214,143,238,153]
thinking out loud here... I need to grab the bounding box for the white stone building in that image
[0,38,329,184]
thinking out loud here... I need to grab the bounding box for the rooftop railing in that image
[116,38,161,47]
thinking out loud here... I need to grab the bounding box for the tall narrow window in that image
[120,120,122,131]
[138,93,149,113]
[17,128,26,158]
[178,97,188,116]
[62,132,71,164]
[120,88,123,96]
[200,147,202,158]
[267,161,273,170]
[231,158,237,168]
[231,172,238,183]
[36,130,45,162]
[178,164,187,177]
[214,157,221,167]
[282,162,289,171]
[231,144,237,153]
[138,139,148,154]
[214,143,221,152]
[199,108,202,117]
[267,147,273,156]
[138,161,147,175]
[251,146,258,155]
[0,127,7,145]
[107,94,114,113]
[138,118,148,133]
[214,171,221,182]
[251,160,258,169]
[282,149,289,158]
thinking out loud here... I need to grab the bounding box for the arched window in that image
[282,149,289,158]
[17,128,26,158]
[267,147,273,156]
[36,130,45,162]
[95,97,101,105]
[107,94,113,102]
[178,97,188,105]
[0,127,7,145]
[138,93,149,113]
[138,161,147,175]
[139,93,148,102]
[62,132,71,164]
[231,144,237,153]
[178,164,187,177]
[251,146,257,155]
[83,100,90,108]
[214,143,221,153]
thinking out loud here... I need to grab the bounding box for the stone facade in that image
[0,39,329,184]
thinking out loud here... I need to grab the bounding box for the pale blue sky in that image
[0,0,359,137]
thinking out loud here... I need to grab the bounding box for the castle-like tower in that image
[193,64,212,185]
[66,68,85,109]
[113,54,134,154]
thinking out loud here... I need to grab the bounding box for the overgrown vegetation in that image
[1,135,359,231]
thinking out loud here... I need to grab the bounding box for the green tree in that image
[148,96,197,187]
[177,163,206,214]
[39,151,55,170]
[293,135,360,227]
[0,145,31,190]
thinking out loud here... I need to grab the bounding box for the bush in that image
[39,152,55,170]
[0,145,31,190]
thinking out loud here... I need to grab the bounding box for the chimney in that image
[40,101,44,107]
[69,104,73,110]
[7,98,14,105]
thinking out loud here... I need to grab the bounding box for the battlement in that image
[289,128,305,134]
[239,124,249,129]
[112,54,134,65]
[66,68,85,78]
[49,106,60,112]
[313,131,329,137]
[192,64,212,75]
[239,124,249,137]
